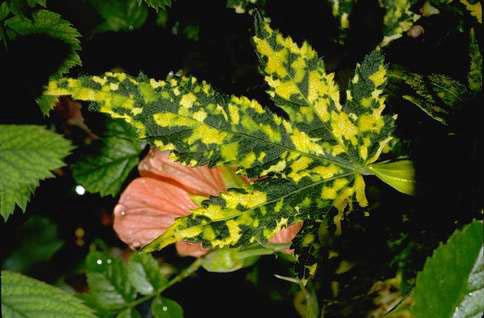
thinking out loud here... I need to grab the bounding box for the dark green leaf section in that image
[89,0,149,32]
[73,119,143,197]
[85,251,137,311]
[140,0,172,11]
[151,296,184,318]
[411,220,484,318]
[468,28,482,93]
[2,216,63,272]
[1,271,96,318]
[4,9,81,78]
[292,220,324,280]
[0,125,72,220]
[388,67,468,125]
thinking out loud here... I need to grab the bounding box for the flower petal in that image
[175,241,209,257]
[113,177,197,249]
[269,222,304,253]
[138,149,226,196]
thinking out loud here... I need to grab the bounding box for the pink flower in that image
[114,149,302,256]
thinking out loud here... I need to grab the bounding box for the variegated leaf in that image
[42,20,408,265]
[327,0,356,43]
[379,0,420,47]
[144,172,362,253]
[254,19,396,167]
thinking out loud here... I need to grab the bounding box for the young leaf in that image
[379,0,420,47]
[368,160,415,195]
[85,250,137,310]
[89,0,149,32]
[151,296,184,318]
[73,119,143,197]
[127,253,168,295]
[468,28,482,93]
[411,220,484,318]
[4,9,81,78]
[0,125,72,220]
[1,271,96,318]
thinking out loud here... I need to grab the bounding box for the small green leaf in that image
[117,308,142,318]
[73,119,143,197]
[411,220,484,318]
[85,250,137,310]
[2,216,63,272]
[127,253,168,295]
[151,296,184,318]
[4,9,81,78]
[1,271,96,318]
[0,125,72,220]
[468,28,482,93]
[0,2,10,21]
[368,160,415,195]
[90,0,149,32]
[36,95,59,116]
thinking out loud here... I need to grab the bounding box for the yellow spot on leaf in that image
[180,93,197,108]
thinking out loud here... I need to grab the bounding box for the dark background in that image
[0,0,482,317]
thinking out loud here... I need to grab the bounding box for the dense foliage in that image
[0,1,482,317]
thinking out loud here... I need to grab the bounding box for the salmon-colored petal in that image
[113,177,197,249]
[175,241,209,257]
[269,222,304,254]
[138,149,226,196]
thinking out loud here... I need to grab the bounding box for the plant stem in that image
[159,257,202,293]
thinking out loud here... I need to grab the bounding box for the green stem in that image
[158,257,202,293]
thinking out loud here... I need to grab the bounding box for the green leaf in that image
[388,67,468,125]
[1,271,96,318]
[0,125,72,220]
[411,220,484,318]
[117,308,142,318]
[368,160,415,195]
[4,9,81,78]
[151,296,184,318]
[379,0,420,47]
[90,0,149,32]
[2,216,63,272]
[72,119,143,197]
[127,253,168,295]
[0,2,10,21]
[468,28,482,93]
[85,250,137,310]
[140,0,171,11]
